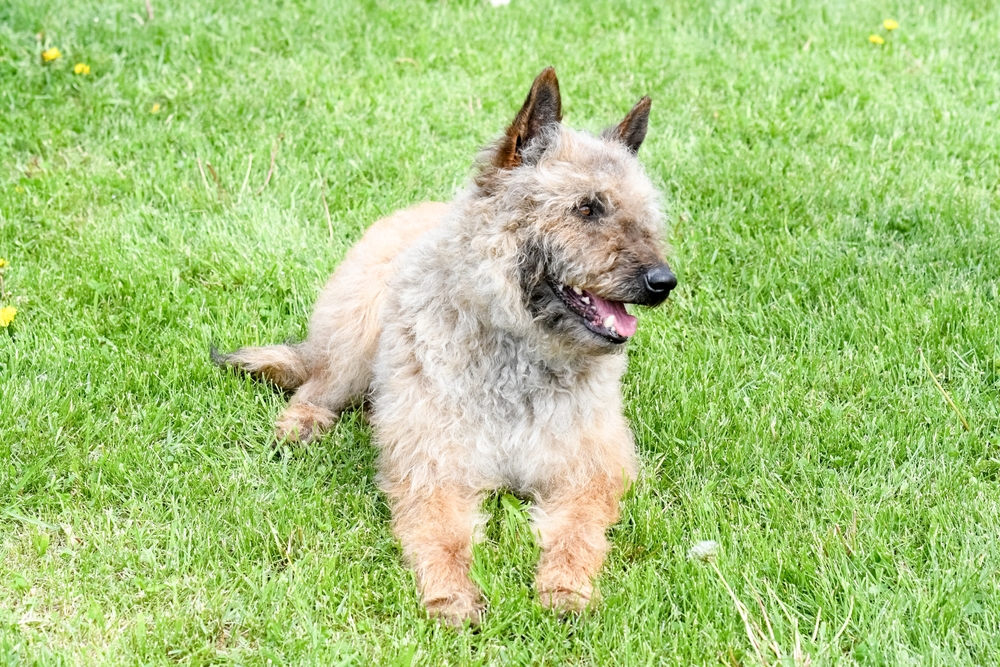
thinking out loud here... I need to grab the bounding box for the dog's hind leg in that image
[272,295,382,442]
[273,202,449,443]
[212,333,366,442]
[273,350,372,443]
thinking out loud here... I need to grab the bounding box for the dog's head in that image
[473,67,675,354]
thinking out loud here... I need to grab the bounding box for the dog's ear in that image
[607,96,651,153]
[494,67,562,169]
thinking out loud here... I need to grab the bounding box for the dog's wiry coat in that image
[216,68,676,626]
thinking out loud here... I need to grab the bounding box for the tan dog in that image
[215,67,676,626]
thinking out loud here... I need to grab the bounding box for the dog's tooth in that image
[581,296,590,305]
[572,286,583,295]
[603,315,616,330]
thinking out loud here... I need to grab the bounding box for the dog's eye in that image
[576,200,601,219]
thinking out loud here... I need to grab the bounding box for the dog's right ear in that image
[493,67,562,169]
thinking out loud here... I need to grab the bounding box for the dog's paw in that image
[274,404,334,444]
[537,582,596,615]
[424,592,484,628]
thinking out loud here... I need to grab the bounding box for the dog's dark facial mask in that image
[546,257,676,344]
[523,264,674,350]
[520,266,625,349]
[518,233,675,350]
[551,280,637,343]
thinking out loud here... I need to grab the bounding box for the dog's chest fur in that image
[371,224,630,492]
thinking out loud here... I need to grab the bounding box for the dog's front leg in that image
[386,482,484,627]
[532,472,627,614]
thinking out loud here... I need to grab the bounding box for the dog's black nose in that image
[643,264,677,295]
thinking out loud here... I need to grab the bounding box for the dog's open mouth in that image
[552,282,638,344]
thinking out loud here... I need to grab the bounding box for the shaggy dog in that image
[215,67,676,626]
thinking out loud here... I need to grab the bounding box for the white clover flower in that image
[687,540,720,563]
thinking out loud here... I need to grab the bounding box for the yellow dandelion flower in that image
[0,306,16,328]
[74,62,91,75]
[869,34,885,45]
[41,47,62,63]
[150,103,161,114]
[0,258,7,268]
[883,19,899,31]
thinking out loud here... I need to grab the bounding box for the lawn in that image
[2,0,999,664]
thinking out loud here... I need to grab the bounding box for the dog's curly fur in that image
[215,68,676,626]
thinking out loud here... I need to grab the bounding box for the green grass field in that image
[2,0,999,664]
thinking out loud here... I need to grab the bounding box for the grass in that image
[2,0,999,664]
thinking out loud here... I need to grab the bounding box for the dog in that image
[214,67,676,626]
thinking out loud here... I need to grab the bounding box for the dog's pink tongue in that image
[589,294,638,337]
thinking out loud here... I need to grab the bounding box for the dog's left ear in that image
[494,67,563,169]
[607,96,651,153]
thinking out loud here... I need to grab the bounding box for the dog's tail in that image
[211,344,309,390]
